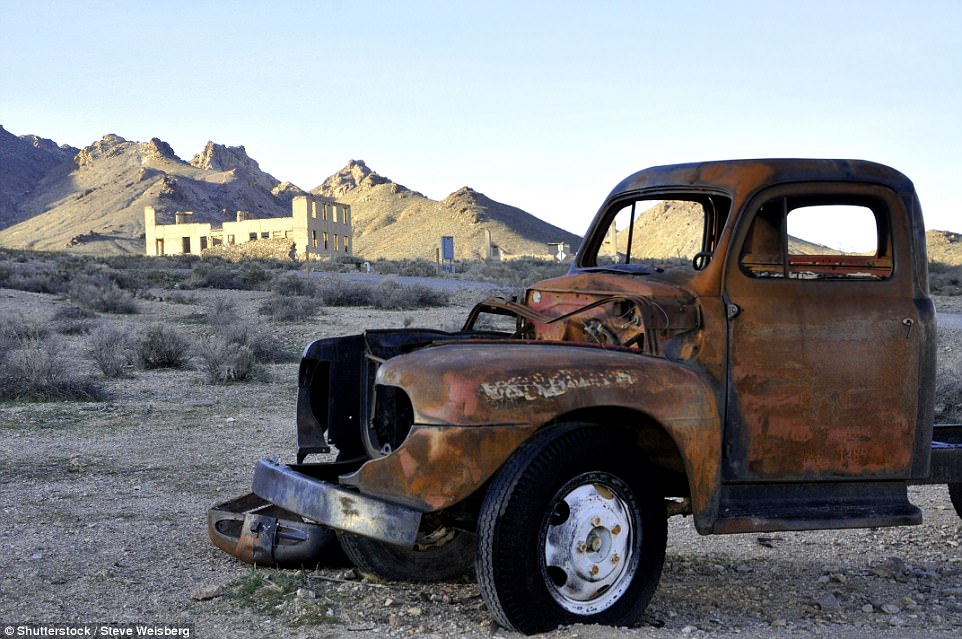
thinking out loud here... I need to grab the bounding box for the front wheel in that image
[476,423,667,634]
[338,520,476,582]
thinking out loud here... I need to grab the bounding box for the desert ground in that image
[1,279,961,639]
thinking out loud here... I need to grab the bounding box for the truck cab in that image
[210,159,962,635]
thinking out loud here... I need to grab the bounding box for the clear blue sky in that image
[2,0,960,237]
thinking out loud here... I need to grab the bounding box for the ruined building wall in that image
[144,195,353,259]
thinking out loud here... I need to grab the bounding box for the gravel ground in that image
[0,286,960,639]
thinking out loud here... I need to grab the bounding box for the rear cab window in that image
[739,194,893,280]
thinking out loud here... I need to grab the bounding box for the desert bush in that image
[198,336,261,383]
[460,257,570,287]
[0,337,106,401]
[50,305,97,335]
[219,322,297,363]
[258,295,318,322]
[1,262,70,294]
[936,327,962,423]
[371,258,438,277]
[1,314,50,342]
[205,299,241,326]
[135,325,192,369]
[68,274,138,314]
[375,280,448,309]
[929,262,962,296]
[271,271,317,297]
[314,277,376,306]
[166,290,198,305]
[87,325,134,378]
[189,262,275,290]
[53,305,97,321]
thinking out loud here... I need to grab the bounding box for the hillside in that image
[0,132,300,254]
[926,230,962,266]
[0,125,78,228]
[313,160,581,261]
[0,128,580,261]
[2,126,960,265]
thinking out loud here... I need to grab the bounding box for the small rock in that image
[881,602,901,614]
[295,588,315,599]
[407,606,423,617]
[192,585,225,601]
[817,592,841,612]
[861,604,875,613]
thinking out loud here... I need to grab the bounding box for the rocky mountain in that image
[926,230,962,266]
[0,131,300,254]
[313,160,581,261]
[0,129,580,260]
[0,125,78,228]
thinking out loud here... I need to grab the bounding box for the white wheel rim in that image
[542,476,638,614]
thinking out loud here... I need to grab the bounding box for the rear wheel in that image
[338,519,475,582]
[476,423,667,634]
[950,483,962,520]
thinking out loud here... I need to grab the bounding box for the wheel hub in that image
[543,479,636,613]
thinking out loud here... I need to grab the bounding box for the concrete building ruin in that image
[144,195,352,259]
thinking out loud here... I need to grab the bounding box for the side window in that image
[739,196,892,280]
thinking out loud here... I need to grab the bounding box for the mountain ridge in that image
[3,127,959,266]
[0,128,580,260]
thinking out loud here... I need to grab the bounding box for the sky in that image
[2,0,960,238]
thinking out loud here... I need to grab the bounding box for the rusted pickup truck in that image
[210,159,962,634]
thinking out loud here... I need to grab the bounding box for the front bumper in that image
[251,458,423,547]
[208,492,335,567]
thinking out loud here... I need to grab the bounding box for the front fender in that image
[352,342,722,527]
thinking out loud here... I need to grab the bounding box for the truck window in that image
[739,196,893,280]
[588,195,729,272]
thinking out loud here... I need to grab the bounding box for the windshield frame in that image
[574,188,732,272]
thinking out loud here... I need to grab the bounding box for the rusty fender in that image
[344,342,723,528]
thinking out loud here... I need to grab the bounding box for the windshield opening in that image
[582,194,730,273]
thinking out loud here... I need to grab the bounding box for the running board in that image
[712,481,921,534]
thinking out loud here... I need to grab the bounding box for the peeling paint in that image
[479,369,637,404]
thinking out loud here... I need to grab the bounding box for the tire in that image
[476,423,667,634]
[338,519,476,582]
[950,483,962,520]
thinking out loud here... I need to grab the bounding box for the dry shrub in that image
[220,322,297,364]
[258,295,318,322]
[312,278,447,309]
[198,336,261,383]
[271,271,317,297]
[206,299,241,325]
[0,337,106,401]
[936,327,962,423]
[87,325,133,378]
[69,274,138,314]
[135,325,192,369]
[375,280,448,309]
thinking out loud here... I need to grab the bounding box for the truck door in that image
[722,183,922,481]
